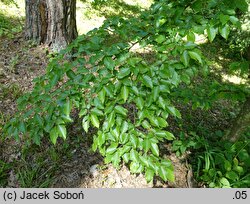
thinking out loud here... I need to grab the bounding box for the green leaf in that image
[139,155,149,167]
[224,160,232,171]
[107,111,115,129]
[142,120,151,129]
[117,67,131,79]
[50,127,58,145]
[98,88,106,104]
[142,75,153,88]
[152,86,160,102]
[130,161,141,173]
[219,25,230,40]
[104,57,115,70]
[219,14,230,25]
[120,121,129,134]
[158,166,168,181]
[158,97,166,110]
[135,97,144,110]
[90,114,100,128]
[166,106,181,118]
[220,177,230,187]
[225,171,239,181]
[187,32,195,42]
[155,35,165,44]
[121,86,129,102]
[114,105,128,116]
[145,168,154,182]
[82,116,90,133]
[180,50,190,67]
[207,26,218,42]
[130,149,139,161]
[151,143,159,156]
[188,51,202,64]
[123,153,130,163]
[155,130,175,140]
[57,124,67,140]
[157,117,168,128]
[63,100,71,116]
[106,143,118,154]
[66,70,76,79]
[111,152,120,168]
[130,134,138,148]
[91,108,104,116]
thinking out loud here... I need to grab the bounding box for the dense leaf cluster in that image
[4,0,249,182]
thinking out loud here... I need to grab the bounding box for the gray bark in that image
[25,0,77,52]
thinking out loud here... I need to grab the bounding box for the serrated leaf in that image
[151,143,159,156]
[207,26,218,42]
[117,67,131,79]
[57,124,67,140]
[188,51,202,64]
[90,114,100,128]
[121,86,129,102]
[142,75,153,88]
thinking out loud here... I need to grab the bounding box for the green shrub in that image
[4,0,249,183]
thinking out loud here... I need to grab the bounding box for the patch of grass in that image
[0,83,22,100]
[0,0,25,38]
[0,160,11,187]
[76,0,153,34]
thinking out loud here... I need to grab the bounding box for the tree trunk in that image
[223,96,250,142]
[25,0,77,52]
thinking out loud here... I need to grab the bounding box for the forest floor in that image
[1,0,248,188]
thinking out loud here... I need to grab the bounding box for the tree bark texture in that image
[25,0,77,52]
[224,96,250,142]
